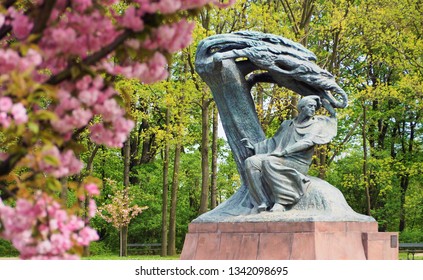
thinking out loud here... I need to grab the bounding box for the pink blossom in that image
[75,75,93,90]
[143,52,169,83]
[72,0,93,13]
[85,183,100,196]
[38,147,84,178]
[0,99,28,127]
[11,103,28,124]
[1,193,100,259]
[156,0,182,14]
[142,20,195,53]
[0,112,10,128]
[50,233,73,254]
[0,49,20,74]
[48,27,78,53]
[0,14,5,28]
[124,39,141,49]
[0,97,13,112]
[0,152,9,161]
[37,240,53,254]
[71,108,93,127]
[76,227,99,246]
[93,98,123,122]
[10,9,34,40]
[88,199,97,218]
[114,118,136,134]
[17,49,43,71]
[181,0,235,9]
[57,150,84,177]
[120,7,144,31]
[89,123,119,147]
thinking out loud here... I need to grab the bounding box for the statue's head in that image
[297,95,321,114]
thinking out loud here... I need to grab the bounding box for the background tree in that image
[97,179,148,257]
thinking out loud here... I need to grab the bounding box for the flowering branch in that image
[0,0,234,260]
[47,30,134,85]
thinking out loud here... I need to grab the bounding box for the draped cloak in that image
[251,116,337,206]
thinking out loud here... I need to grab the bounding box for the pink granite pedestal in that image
[180,221,398,260]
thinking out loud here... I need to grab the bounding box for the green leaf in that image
[28,122,39,134]
[43,155,60,167]
[46,177,62,192]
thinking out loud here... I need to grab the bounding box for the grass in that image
[85,253,423,260]
[85,253,422,260]
[399,252,423,260]
[83,254,180,260]
[3,252,421,260]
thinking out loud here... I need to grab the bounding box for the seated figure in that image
[241,95,337,213]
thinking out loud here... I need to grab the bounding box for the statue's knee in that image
[245,156,260,170]
[244,157,254,169]
[261,158,274,169]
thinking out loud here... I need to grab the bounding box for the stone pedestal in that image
[180,221,398,260]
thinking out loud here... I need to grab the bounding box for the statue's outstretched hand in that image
[240,138,255,151]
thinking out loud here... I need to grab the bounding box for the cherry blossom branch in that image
[47,30,133,85]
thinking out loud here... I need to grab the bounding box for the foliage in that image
[400,229,423,243]
[87,240,110,256]
[0,238,18,257]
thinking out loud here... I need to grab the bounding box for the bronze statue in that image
[193,31,373,223]
[242,96,336,213]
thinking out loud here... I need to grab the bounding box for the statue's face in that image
[301,100,317,117]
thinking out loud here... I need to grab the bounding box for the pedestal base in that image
[180,221,398,260]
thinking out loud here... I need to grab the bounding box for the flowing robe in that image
[250,116,337,206]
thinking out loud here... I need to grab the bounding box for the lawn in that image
[83,253,423,260]
[83,254,180,260]
[399,252,423,260]
[2,253,421,260]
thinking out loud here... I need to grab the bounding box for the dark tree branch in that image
[0,151,26,177]
[0,25,11,40]
[31,0,57,34]
[2,0,17,9]
[0,184,18,200]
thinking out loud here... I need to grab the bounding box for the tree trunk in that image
[399,120,415,231]
[120,139,131,257]
[161,108,170,257]
[82,145,99,257]
[120,226,128,257]
[399,175,409,231]
[210,104,219,209]
[362,102,371,216]
[317,145,327,179]
[199,97,211,214]
[168,142,182,256]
